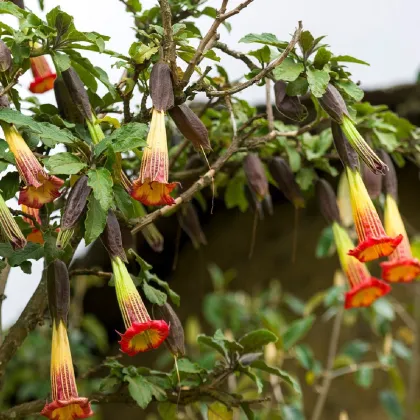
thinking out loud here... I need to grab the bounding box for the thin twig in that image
[0,263,11,345]
[0,69,23,98]
[311,307,344,420]
[327,361,384,380]
[265,78,274,132]
[10,209,42,230]
[214,41,258,71]
[69,269,113,279]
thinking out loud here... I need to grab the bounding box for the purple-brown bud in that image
[318,84,349,123]
[101,211,128,262]
[177,202,207,249]
[149,63,174,112]
[331,121,359,171]
[54,76,85,124]
[316,179,341,224]
[380,151,398,200]
[274,81,308,122]
[47,259,70,324]
[362,162,382,200]
[243,153,269,201]
[268,157,305,208]
[0,40,12,73]
[169,104,211,151]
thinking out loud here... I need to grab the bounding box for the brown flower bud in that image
[153,302,185,358]
[101,211,128,262]
[149,62,174,112]
[318,84,349,123]
[54,76,85,124]
[177,202,207,249]
[0,40,12,73]
[61,67,93,122]
[243,153,269,201]
[10,0,25,8]
[316,179,341,224]
[0,93,9,109]
[268,157,305,208]
[274,81,308,122]
[169,104,211,151]
[47,259,70,324]
[362,162,382,200]
[331,121,359,170]
[379,150,398,200]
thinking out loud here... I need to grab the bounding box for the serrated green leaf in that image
[239,329,278,352]
[87,168,113,211]
[286,77,308,96]
[336,80,364,102]
[113,185,137,219]
[299,30,314,55]
[8,243,44,266]
[313,47,332,69]
[148,276,180,306]
[176,358,204,374]
[142,281,167,305]
[0,2,28,18]
[307,69,330,97]
[126,376,153,409]
[129,43,159,64]
[283,315,315,350]
[273,57,304,82]
[52,51,71,72]
[84,195,107,245]
[197,334,226,357]
[45,153,86,175]
[239,33,288,48]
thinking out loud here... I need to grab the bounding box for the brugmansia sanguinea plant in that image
[331,122,402,262]
[380,152,420,282]
[317,179,391,308]
[0,193,26,249]
[41,260,93,420]
[29,55,57,94]
[101,212,169,355]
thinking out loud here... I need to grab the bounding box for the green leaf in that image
[239,329,278,352]
[81,314,109,353]
[313,47,332,69]
[224,172,248,212]
[87,168,113,211]
[295,344,316,370]
[374,129,398,152]
[0,2,28,18]
[141,282,167,305]
[197,334,226,357]
[315,226,335,258]
[307,69,330,97]
[283,315,315,350]
[355,366,373,389]
[299,30,314,55]
[248,46,271,64]
[148,276,180,306]
[8,243,44,267]
[273,58,304,82]
[286,77,309,96]
[332,55,370,66]
[113,185,137,219]
[341,339,370,362]
[158,403,177,420]
[208,402,232,420]
[296,167,316,190]
[239,33,288,48]
[176,358,204,374]
[379,390,404,420]
[0,172,19,200]
[129,42,159,64]
[336,80,364,102]
[84,195,107,245]
[45,153,87,175]
[126,376,153,409]
[250,360,301,393]
[52,52,71,72]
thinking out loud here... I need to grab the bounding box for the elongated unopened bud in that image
[379,151,398,200]
[362,162,382,200]
[268,157,305,208]
[169,104,211,151]
[316,179,341,224]
[331,121,359,170]
[11,0,25,8]
[0,193,26,249]
[54,76,84,124]
[57,175,91,248]
[274,81,308,122]
[0,92,9,109]
[243,153,269,201]
[153,302,185,358]
[47,259,70,324]
[149,62,174,112]
[318,84,349,123]
[61,67,93,122]
[0,40,12,73]
[177,202,207,249]
[101,211,127,262]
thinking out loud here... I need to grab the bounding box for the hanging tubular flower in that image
[41,260,93,420]
[101,212,169,355]
[131,108,178,206]
[379,152,420,282]
[29,56,57,94]
[0,123,63,208]
[332,222,391,309]
[0,193,26,249]
[331,122,402,262]
[22,205,43,244]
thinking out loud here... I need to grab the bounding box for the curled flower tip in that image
[149,62,174,112]
[268,157,305,208]
[0,193,26,249]
[41,320,93,420]
[362,162,382,200]
[243,153,269,201]
[379,151,398,200]
[316,179,341,225]
[346,167,402,262]
[111,257,169,355]
[380,194,420,283]
[332,222,391,309]
[29,56,57,94]
[131,108,178,206]
[274,80,308,122]
[22,205,44,244]
[177,202,207,249]
[169,104,211,151]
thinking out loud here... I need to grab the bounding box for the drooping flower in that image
[331,122,402,262]
[131,108,178,206]
[29,56,57,94]
[41,260,93,420]
[101,211,169,355]
[243,153,269,202]
[0,123,63,208]
[0,193,26,249]
[22,205,43,244]
[380,152,420,282]
[332,221,391,309]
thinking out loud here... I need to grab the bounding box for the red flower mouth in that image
[131,180,177,206]
[348,235,403,263]
[344,278,391,309]
[41,397,93,420]
[19,175,64,209]
[30,73,57,94]
[381,258,420,283]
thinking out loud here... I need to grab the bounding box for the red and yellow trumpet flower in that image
[21,205,44,244]
[111,256,169,355]
[332,222,391,309]
[29,56,57,94]
[131,108,178,206]
[0,123,63,209]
